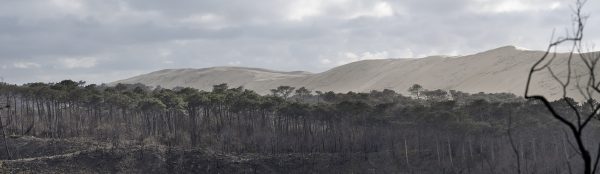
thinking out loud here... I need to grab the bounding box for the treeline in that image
[0,80,592,173]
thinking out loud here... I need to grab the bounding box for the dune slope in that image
[113,46,593,99]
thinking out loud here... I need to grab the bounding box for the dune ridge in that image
[113,46,595,100]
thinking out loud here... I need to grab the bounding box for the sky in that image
[0,0,599,84]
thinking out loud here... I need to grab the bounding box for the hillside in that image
[113,46,591,99]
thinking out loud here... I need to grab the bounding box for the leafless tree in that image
[507,113,521,174]
[0,103,11,159]
[524,1,600,173]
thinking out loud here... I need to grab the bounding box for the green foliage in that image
[0,81,564,165]
[138,98,166,112]
[270,86,295,99]
[408,84,423,98]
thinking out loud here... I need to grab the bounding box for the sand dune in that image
[113,46,596,100]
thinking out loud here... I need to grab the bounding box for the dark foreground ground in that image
[0,136,427,174]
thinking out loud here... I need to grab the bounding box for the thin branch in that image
[507,113,522,174]
[592,143,600,174]
[524,1,594,173]
[563,128,582,156]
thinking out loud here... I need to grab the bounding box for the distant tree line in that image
[0,80,594,173]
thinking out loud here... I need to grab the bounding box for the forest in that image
[0,80,595,173]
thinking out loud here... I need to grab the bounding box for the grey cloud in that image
[0,0,598,84]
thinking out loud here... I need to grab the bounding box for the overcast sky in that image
[0,0,599,84]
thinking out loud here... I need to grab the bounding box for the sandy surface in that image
[113,46,596,100]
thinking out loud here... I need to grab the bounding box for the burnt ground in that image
[0,137,420,174]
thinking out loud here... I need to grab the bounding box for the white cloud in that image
[59,57,97,69]
[322,51,389,66]
[287,0,395,21]
[50,0,85,15]
[159,49,172,57]
[470,0,565,13]
[86,1,164,25]
[181,14,220,23]
[348,1,394,19]
[13,62,41,69]
[50,0,83,10]
[320,58,332,64]
[390,48,415,58]
[179,13,231,29]
[180,13,221,24]
[287,0,324,21]
[372,2,394,17]
[514,46,531,50]
[491,0,528,13]
[549,2,561,10]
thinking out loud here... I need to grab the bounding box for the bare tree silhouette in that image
[524,0,600,173]
[0,103,11,159]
